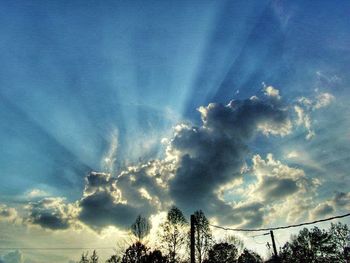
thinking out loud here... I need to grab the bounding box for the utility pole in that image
[191,214,195,263]
[270,230,278,258]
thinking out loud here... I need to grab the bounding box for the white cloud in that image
[101,130,118,173]
[294,105,315,140]
[314,92,335,109]
[295,92,335,139]
[26,189,49,198]
[0,204,17,222]
[264,86,281,100]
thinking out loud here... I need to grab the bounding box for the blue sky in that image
[1,0,350,262]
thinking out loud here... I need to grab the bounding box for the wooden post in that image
[270,230,278,258]
[191,214,195,263]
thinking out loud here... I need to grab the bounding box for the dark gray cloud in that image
[249,154,316,203]
[78,190,139,229]
[258,177,298,199]
[83,171,113,195]
[306,191,350,221]
[306,190,350,221]
[215,201,265,229]
[240,153,322,224]
[26,198,76,230]
[168,95,292,221]
[78,164,169,230]
[310,203,335,220]
[199,98,291,139]
[333,191,350,207]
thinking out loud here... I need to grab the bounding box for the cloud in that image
[78,164,170,230]
[297,92,335,111]
[224,154,322,226]
[101,130,118,173]
[333,191,350,208]
[307,191,350,220]
[83,171,112,195]
[78,189,139,230]
[314,93,335,109]
[26,189,49,199]
[198,97,292,139]
[227,201,265,229]
[309,202,335,220]
[0,204,17,222]
[167,94,293,223]
[294,105,314,139]
[248,154,317,202]
[25,198,78,230]
[295,92,335,139]
[264,86,281,100]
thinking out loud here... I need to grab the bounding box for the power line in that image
[252,236,267,245]
[249,232,270,238]
[250,232,270,245]
[209,212,350,232]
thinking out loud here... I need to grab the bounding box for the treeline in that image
[76,207,350,263]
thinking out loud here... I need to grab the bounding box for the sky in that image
[1,0,350,262]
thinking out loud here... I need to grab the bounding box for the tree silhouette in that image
[237,249,263,263]
[121,242,168,263]
[193,210,212,263]
[122,242,149,263]
[278,227,337,262]
[106,255,121,263]
[90,250,98,263]
[146,249,168,263]
[78,251,99,263]
[79,252,90,263]
[160,206,188,262]
[131,215,151,242]
[203,242,238,263]
[224,235,245,256]
[329,222,350,261]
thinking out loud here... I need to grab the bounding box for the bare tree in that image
[160,206,188,262]
[225,235,245,256]
[79,252,89,263]
[193,210,212,263]
[90,250,99,263]
[131,215,151,241]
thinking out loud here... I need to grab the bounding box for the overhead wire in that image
[249,232,269,238]
[209,212,350,232]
